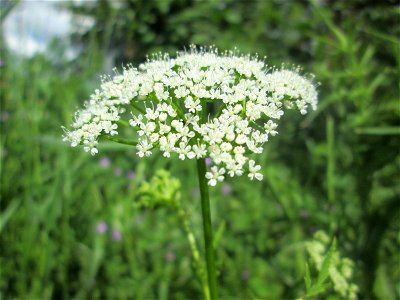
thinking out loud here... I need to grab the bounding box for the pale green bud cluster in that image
[307,231,359,299]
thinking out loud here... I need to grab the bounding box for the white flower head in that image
[205,166,226,186]
[63,46,318,185]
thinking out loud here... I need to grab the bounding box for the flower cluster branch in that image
[63,46,318,185]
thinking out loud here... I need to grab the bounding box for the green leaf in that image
[213,221,226,249]
[355,127,400,135]
[364,27,400,46]
[311,1,349,51]
[0,200,21,234]
[304,263,312,292]
[316,238,336,287]
[307,285,327,297]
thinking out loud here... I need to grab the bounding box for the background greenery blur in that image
[1,0,399,299]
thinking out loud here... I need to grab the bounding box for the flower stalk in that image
[197,158,218,300]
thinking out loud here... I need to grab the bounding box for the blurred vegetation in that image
[1,0,399,299]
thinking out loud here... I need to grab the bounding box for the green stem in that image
[176,206,210,300]
[251,120,264,132]
[102,135,138,146]
[196,158,218,300]
[326,115,335,203]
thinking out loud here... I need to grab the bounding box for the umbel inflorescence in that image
[63,46,318,186]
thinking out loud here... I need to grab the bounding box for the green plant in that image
[2,1,398,298]
[299,231,358,299]
[61,47,318,299]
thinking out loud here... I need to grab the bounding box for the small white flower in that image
[233,146,245,155]
[159,112,168,122]
[149,132,160,143]
[145,107,159,120]
[174,86,189,98]
[193,144,207,158]
[90,148,98,155]
[235,134,247,145]
[248,160,263,181]
[185,113,200,125]
[129,114,143,127]
[138,121,156,136]
[159,123,171,135]
[171,119,184,131]
[205,167,226,186]
[136,139,152,157]
[264,120,278,136]
[227,163,244,177]
[178,142,192,160]
[184,96,202,113]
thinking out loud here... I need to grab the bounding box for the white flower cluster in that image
[63,47,318,186]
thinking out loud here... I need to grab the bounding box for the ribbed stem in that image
[196,158,218,300]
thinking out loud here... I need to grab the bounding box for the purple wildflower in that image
[99,156,111,168]
[222,183,232,196]
[96,222,108,234]
[127,170,136,180]
[112,229,122,241]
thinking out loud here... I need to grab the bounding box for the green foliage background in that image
[1,0,399,299]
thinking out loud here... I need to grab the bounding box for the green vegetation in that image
[1,0,398,299]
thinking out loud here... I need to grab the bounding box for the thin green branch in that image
[326,116,335,203]
[176,207,210,300]
[130,102,146,115]
[170,99,187,121]
[102,135,138,146]
[251,121,265,132]
[116,119,129,127]
[355,126,400,135]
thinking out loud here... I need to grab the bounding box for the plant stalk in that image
[196,158,218,300]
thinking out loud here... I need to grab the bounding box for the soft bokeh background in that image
[1,0,399,299]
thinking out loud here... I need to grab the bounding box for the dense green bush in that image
[1,0,398,299]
